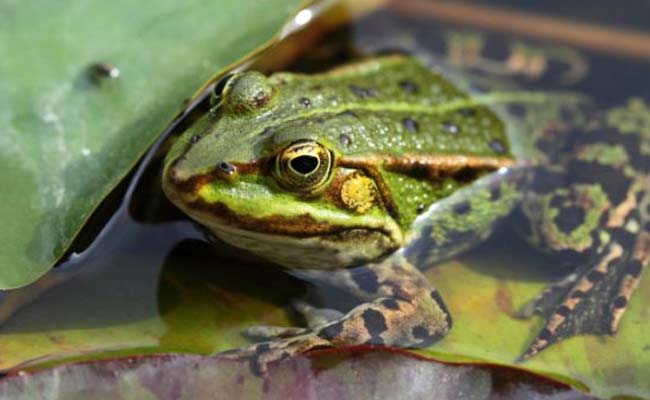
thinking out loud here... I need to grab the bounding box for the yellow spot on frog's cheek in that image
[340,173,377,214]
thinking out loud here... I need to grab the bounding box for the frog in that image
[162,54,650,376]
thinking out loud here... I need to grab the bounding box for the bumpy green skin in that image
[163,55,650,374]
[164,57,516,271]
[165,57,511,229]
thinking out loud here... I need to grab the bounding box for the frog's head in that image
[163,71,404,269]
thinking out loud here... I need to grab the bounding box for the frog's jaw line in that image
[173,200,402,269]
[163,174,404,268]
[201,219,400,269]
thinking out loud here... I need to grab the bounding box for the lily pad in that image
[0,0,306,289]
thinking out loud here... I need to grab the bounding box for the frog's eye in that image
[221,71,275,114]
[273,140,334,193]
[210,73,235,108]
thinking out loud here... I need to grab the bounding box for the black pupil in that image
[290,155,319,175]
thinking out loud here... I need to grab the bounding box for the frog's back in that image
[268,57,511,159]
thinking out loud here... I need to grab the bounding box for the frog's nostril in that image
[217,161,237,175]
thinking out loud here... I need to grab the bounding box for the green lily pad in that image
[0,0,305,289]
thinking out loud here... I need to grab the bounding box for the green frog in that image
[162,55,650,375]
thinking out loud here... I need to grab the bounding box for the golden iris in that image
[273,140,333,193]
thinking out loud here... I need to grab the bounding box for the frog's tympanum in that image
[163,56,650,374]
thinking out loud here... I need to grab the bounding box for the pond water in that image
[1,1,649,398]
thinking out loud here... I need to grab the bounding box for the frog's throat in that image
[176,200,403,269]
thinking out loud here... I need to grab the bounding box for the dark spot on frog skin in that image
[398,80,419,94]
[416,203,426,214]
[627,259,643,278]
[190,135,200,143]
[349,84,377,99]
[411,325,444,347]
[609,227,636,249]
[361,309,388,338]
[488,139,506,154]
[568,160,631,205]
[299,97,311,107]
[453,201,471,215]
[597,209,610,227]
[635,190,645,204]
[402,118,419,132]
[613,296,628,308]
[254,343,271,354]
[587,270,606,283]
[381,298,400,310]
[339,133,352,147]
[351,270,380,294]
[490,186,502,201]
[570,290,585,299]
[538,328,552,341]
[530,170,566,194]
[317,321,344,340]
[442,121,459,135]
[411,326,430,340]
[87,62,120,83]
[590,231,604,252]
[430,290,452,328]
[553,206,585,234]
[550,194,566,208]
[555,305,571,317]
[248,343,271,375]
[217,161,237,175]
[459,108,477,117]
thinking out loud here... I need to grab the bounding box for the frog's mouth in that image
[176,198,403,270]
